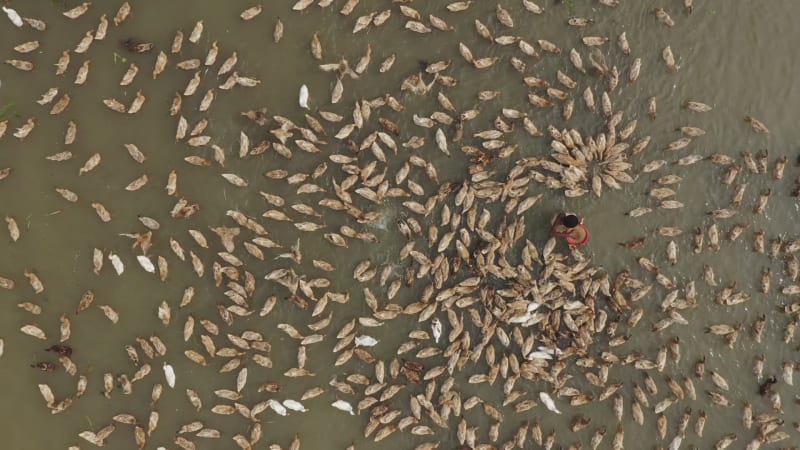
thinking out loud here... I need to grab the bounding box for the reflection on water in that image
[2,1,800,449]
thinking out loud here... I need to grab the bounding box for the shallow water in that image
[2,1,800,449]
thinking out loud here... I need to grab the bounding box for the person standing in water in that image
[550,213,590,248]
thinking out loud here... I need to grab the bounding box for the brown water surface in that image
[1,1,800,449]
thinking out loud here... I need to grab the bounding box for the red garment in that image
[565,224,590,247]
[550,213,590,247]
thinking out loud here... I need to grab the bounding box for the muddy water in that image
[2,0,800,449]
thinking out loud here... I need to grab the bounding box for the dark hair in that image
[563,214,580,228]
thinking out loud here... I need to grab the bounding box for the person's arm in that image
[550,213,568,236]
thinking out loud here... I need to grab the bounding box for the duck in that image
[299,85,309,109]
[121,38,154,53]
[2,6,23,27]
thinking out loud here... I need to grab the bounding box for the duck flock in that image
[1,1,799,449]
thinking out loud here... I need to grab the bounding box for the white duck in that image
[2,6,23,27]
[269,399,288,416]
[431,318,442,343]
[162,362,176,388]
[354,335,378,347]
[136,255,155,273]
[298,84,309,109]
[538,392,561,414]
[331,399,354,415]
[282,399,307,412]
[108,252,124,275]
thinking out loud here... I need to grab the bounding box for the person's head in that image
[563,214,580,228]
